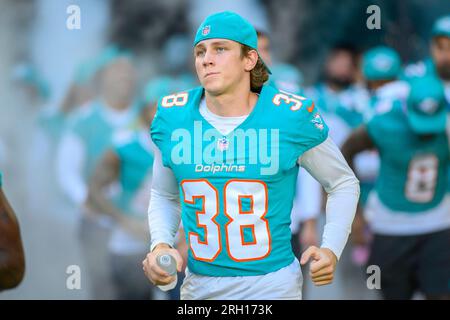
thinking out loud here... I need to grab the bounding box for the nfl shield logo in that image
[202,25,210,36]
[217,136,229,151]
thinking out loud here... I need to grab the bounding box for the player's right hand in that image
[300,246,337,286]
[142,243,184,286]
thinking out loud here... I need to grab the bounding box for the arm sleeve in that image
[147,146,182,251]
[56,132,87,205]
[298,137,360,260]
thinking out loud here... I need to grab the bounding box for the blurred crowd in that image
[0,0,449,300]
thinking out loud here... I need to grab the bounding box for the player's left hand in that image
[300,246,337,286]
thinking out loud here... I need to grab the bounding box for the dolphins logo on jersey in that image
[311,113,325,130]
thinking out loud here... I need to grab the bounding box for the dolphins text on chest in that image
[170,121,280,175]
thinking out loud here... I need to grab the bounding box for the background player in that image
[342,76,450,299]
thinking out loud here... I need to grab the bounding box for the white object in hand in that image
[156,254,177,291]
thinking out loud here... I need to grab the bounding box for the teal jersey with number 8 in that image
[367,101,449,213]
[151,85,328,277]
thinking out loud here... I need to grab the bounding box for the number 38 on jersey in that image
[181,179,271,262]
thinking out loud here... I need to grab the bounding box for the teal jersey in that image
[363,81,411,123]
[151,85,328,277]
[362,95,380,123]
[306,83,366,128]
[367,101,449,213]
[112,131,154,218]
[306,83,342,115]
[402,61,450,193]
[0,171,2,187]
[336,84,370,128]
[67,100,140,181]
[336,103,364,129]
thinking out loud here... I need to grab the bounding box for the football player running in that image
[143,11,360,300]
